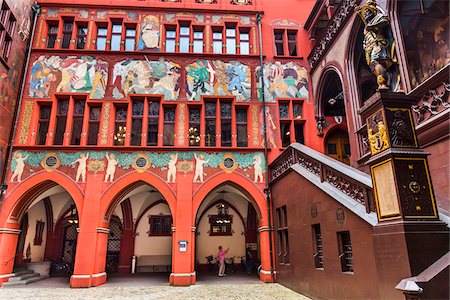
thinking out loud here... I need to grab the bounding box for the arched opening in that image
[5,184,79,286]
[398,0,449,89]
[324,129,351,165]
[194,183,261,282]
[103,182,173,285]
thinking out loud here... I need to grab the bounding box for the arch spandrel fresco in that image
[186,60,252,101]
[256,61,309,102]
[28,55,109,99]
[112,58,181,100]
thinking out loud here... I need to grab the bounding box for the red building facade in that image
[0,0,318,288]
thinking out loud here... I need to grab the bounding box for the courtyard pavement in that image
[0,273,311,299]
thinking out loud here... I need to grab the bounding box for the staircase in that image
[2,269,49,287]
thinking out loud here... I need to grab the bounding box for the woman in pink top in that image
[217,246,229,276]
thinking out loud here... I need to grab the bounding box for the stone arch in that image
[315,65,346,118]
[0,171,84,229]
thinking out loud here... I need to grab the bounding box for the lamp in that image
[216,203,231,224]
[67,206,79,224]
[188,127,200,145]
[114,126,127,144]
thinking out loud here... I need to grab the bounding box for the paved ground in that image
[0,274,310,300]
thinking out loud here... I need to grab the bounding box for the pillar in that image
[360,91,449,299]
[170,171,195,286]
[0,228,20,286]
[258,225,276,283]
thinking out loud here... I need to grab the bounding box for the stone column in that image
[360,91,449,299]
[0,228,20,286]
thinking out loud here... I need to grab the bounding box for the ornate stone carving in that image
[230,0,251,5]
[101,102,110,145]
[19,101,33,144]
[367,109,390,155]
[308,0,361,69]
[178,104,185,146]
[412,82,450,124]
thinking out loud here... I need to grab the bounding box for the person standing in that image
[217,246,229,277]
[246,247,253,275]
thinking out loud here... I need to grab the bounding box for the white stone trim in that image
[191,227,196,232]
[92,272,107,278]
[97,228,110,234]
[0,228,21,235]
[170,272,196,277]
[258,226,270,232]
[0,273,14,279]
[71,274,91,279]
[260,269,277,275]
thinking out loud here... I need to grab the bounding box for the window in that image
[147,101,160,146]
[278,100,304,147]
[96,24,108,50]
[87,106,101,145]
[221,102,232,147]
[131,100,144,146]
[71,99,85,145]
[33,221,45,246]
[163,107,175,146]
[54,99,69,145]
[212,28,223,54]
[61,20,74,49]
[76,23,88,49]
[179,24,190,53]
[274,29,299,57]
[165,26,176,53]
[239,29,250,55]
[204,102,217,146]
[125,26,136,51]
[312,224,324,269]
[193,28,204,53]
[0,2,15,62]
[226,25,236,54]
[337,231,353,273]
[189,107,201,146]
[209,215,233,236]
[36,105,51,145]
[149,215,172,236]
[47,22,59,49]
[276,206,289,264]
[236,108,248,147]
[114,106,127,146]
[111,22,122,51]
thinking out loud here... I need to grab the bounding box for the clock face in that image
[45,156,58,167]
[135,157,148,168]
[223,157,235,169]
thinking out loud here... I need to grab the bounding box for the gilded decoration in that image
[371,159,401,219]
[18,101,33,144]
[177,160,194,176]
[40,152,61,172]
[367,109,389,155]
[88,160,105,175]
[101,102,111,145]
[355,0,400,91]
[252,105,259,146]
[178,104,186,146]
[220,153,237,173]
[131,153,151,173]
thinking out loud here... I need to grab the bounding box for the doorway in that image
[325,129,351,164]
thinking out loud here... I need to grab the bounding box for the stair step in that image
[24,275,49,284]
[10,270,33,277]
[8,273,40,282]
[2,275,48,287]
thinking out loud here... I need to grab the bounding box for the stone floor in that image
[0,273,310,299]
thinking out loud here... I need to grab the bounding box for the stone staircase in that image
[2,269,49,287]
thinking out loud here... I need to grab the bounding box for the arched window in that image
[399,0,449,88]
[322,71,345,117]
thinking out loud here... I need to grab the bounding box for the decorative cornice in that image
[92,272,107,278]
[258,226,271,232]
[308,0,361,71]
[0,228,21,235]
[260,269,277,275]
[71,274,91,279]
[97,228,110,234]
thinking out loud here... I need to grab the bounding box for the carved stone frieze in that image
[308,0,361,70]
[412,82,450,124]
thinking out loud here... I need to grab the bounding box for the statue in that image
[356,0,400,92]
[194,153,208,183]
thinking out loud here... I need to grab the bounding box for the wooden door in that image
[326,136,350,165]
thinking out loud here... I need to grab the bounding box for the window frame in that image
[277,99,305,148]
[0,1,16,63]
[33,220,45,246]
[312,224,324,269]
[273,28,300,58]
[209,215,233,236]
[337,231,353,273]
[276,205,289,264]
[148,215,172,236]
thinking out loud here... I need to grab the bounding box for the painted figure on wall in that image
[257,62,309,102]
[260,106,278,149]
[11,152,29,183]
[29,56,108,99]
[186,60,251,101]
[138,15,160,50]
[113,58,181,100]
[73,153,89,183]
[356,0,399,91]
[104,153,118,182]
[194,153,209,182]
[167,153,178,183]
[253,154,263,183]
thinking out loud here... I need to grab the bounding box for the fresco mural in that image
[138,15,160,51]
[10,150,266,184]
[112,58,181,100]
[28,56,108,99]
[257,61,309,102]
[260,106,279,149]
[186,60,251,101]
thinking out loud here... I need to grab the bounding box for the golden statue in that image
[356,0,400,92]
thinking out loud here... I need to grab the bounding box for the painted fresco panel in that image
[112,59,181,100]
[28,56,108,99]
[138,15,161,51]
[186,60,251,101]
[257,62,309,102]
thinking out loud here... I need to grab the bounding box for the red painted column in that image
[91,229,108,286]
[170,171,194,286]
[0,229,20,286]
[70,172,104,288]
[258,222,276,283]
